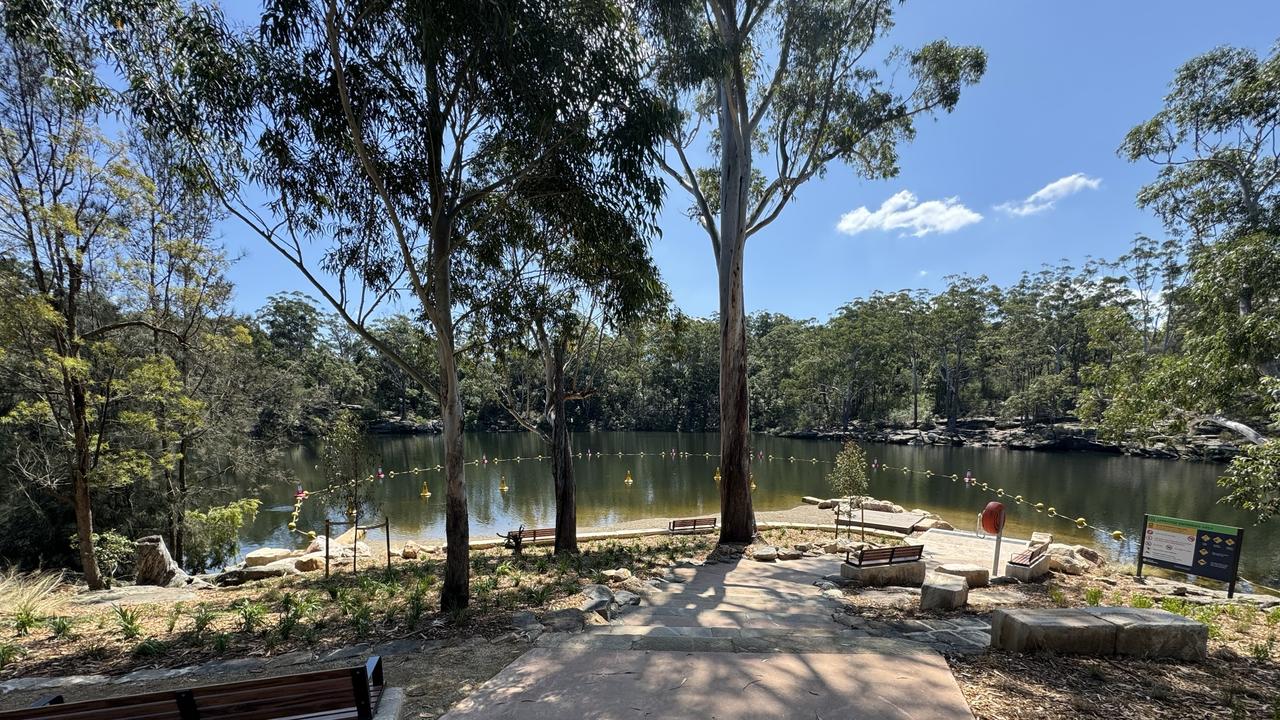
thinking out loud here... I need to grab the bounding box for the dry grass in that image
[0,533,716,682]
[0,568,70,623]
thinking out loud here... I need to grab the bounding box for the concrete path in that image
[443,556,975,719]
[916,528,1030,572]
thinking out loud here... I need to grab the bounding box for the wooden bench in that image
[2,656,385,720]
[498,526,556,555]
[668,517,717,534]
[1007,542,1049,567]
[844,544,924,567]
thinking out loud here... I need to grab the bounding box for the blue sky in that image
[220,1,1280,321]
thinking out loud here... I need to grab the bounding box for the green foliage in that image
[184,499,261,573]
[112,605,144,640]
[1048,585,1068,607]
[67,532,136,579]
[1129,594,1155,609]
[47,616,75,640]
[0,641,24,669]
[1249,634,1276,662]
[11,609,39,636]
[1160,597,1192,616]
[132,637,167,659]
[232,600,267,634]
[827,441,869,499]
[1083,587,1103,607]
[189,604,217,634]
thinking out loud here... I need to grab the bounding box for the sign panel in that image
[1138,514,1244,594]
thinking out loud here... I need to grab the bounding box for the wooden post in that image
[324,519,331,579]
[384,518,392,569]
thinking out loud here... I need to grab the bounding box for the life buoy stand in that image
[980,501,1006,535]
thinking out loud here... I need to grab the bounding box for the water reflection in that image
[238,431,1278,585]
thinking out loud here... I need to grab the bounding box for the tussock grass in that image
[0,568,68,621]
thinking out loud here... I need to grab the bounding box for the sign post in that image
[1137,514,1245,598]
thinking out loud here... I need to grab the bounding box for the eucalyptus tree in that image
[929,276,994,433]
[486,196,668,554]
[642,0,985,541]
[142,0,671,609]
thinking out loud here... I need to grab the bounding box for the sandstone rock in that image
[1087,607,1207,661]
[214,561,299,586]
[840,559,926,587]
[294,553,326,572]
[823,542,841,554]
[802,496,823,505]
[1046,543,1102,575]
[542,609,590,632]
[777,548,803,561]
[613,590,641,606]
[817,500,838,509]
[920,573,969,611]
[135,535,188,587]
[936,563,990,588]
[400,541,422,560]
[244,548,294,568]
[753,546,778,562]
[579,584,614,615]
[990,608,1117,655]
[915,518,955,532]
[602,568,632,582]
[305,536,330,554]
[1029,532,1053,548]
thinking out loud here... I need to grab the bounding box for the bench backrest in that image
[848,544,923,566]
[1010,541,1049,566]
[669,517,716,530]
[513,528,555,541]
[7,657,382,720]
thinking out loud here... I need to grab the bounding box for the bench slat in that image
[3,658,382,720]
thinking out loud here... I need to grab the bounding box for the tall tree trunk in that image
[70,381,105,590]
[431,258,469,611]
[174,438,188,567]
[549,338,577,554]
[718,240,754,543]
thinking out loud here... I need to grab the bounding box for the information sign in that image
[1136,514,1244,597]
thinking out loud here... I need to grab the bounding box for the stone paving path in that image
[443,555,977,719]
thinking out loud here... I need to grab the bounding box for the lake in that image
[239,431,1280,587]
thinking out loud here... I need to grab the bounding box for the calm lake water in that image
[239,431,1280,587]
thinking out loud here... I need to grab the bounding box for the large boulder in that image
[920,573,969,611]
[400,541,423,560]
[294,553,327,572]
[134,536,188,587]
[244,548,294,568]
[1046,544,1104,575]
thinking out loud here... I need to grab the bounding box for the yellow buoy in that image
[713,467,721,484]
[499,475,508,493]
[420,481,432,499]
[1075,517,1088,528]
[1111,530,1124,541]
[624,470,634,486]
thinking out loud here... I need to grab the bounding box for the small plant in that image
[12,608,39,636]
[132,637,167,659]
[1083,587,1103,606]
[1048,584,1068,607]
[0,641,25,669]
[112,605,143,640]
[190,604,217,634]
[1129,594,1154,609]
[1160,597,1191,616]
[1192,605,1223,639]
[47,616,75,640]
[211,633,230,653]
[405,582,429,627]
[233,601,267,633]
[1249,633,1276,662]
[350,603,374,636]
[496,562,516,577]
[1269,607,1280,626]
[83,642,112,661]
[166,603,186,633]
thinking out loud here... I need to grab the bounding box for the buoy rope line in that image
[281,449,1129,544]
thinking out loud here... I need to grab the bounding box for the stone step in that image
[536,629,933,655]
[586,625,845,639]
[614,607,837,629]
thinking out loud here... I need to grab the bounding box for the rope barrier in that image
[283,448,1126,543]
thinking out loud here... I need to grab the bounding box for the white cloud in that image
[918,270,929,277]
[996,173,1101,216]
[836,190,982,238]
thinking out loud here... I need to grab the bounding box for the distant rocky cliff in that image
[781,418,1241,462]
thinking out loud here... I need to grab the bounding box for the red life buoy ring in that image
[981,501,1006,535]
